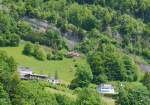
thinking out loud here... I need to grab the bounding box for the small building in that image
[97,84,116,95]
[18,67,61,84]
[18,67,33,79]
[48,78,60,85]
[18,67,48,80]
[24,74,48,80]
[67,51,80,57]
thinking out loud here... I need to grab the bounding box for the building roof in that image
[99,84,114,89]
[97,84,116,94]
[67,51,80,57]
[18,67,32,72]
[25,74,48,78]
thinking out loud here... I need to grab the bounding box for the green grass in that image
[45,87,76,99]
[0,45,88,83]
[102,96,115,105]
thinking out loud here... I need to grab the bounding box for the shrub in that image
[70,65,93,89]
[34,47,46,61]
[23,43,46,61]
[142,73,150,90]
[51,51,64,60]
[47,52,53,60]
[23,42,34,55]
[142,49,150,59]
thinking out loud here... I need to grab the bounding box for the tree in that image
[0,83,11,105]
[12,81,58,105]
[0,34,20,47]
[67,4,97,31]
[55,94,75,105]
[0,51,19,105]
[116,83,150,105]
[142,73,150,90]
[76,0,97,4]
[34,46,46,61]
[116,88,130,105]
[47,52,53,60]
[122,55,138,81]
[45,29,65,50]
[17,20,32,38]
[76,88,104,105]
[9,34,20,46]
[23,42,34,55]
[0,12,13,33]
[70,65,93,89]
[88,43,138,84]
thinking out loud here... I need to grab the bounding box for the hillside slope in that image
[0,44,88,82]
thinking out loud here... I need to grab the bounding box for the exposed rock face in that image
[22,17,81,49]
[140,64,150,72]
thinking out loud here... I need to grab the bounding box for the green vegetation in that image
[116,82,150,105]
[0,0,150,105]
[142,73,150,90]
[70,65,93,89]
[23,42,47,60]
[0,44,87,82]
[88,43,139,83]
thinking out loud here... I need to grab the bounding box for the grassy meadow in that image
[0,44,88,83]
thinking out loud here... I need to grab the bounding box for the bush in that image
[70,65,93,89]
[142,49,150,59]
[88,45,138,84]
[34,47,46,61]
[76,88,104,105]
[0,34,20,47]
[23,43,46,61]
[47,52,53,60]
[142,73,150,90]
[116,85,150,105]
[51,51,64,60]
[23,42,34,55]
[96,74,108,83]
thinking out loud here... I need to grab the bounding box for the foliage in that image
[33,44,46,61]
[0,34,20,47]
[70,65,93,89]
[23,42,34,55]
[142,49,150,60]
[116,84,150,105]
[0,0,150,104]
[23,43,46,61]
[12,81,58,105]
[1,0,150,55]
[0,83,11,105]
[55,94,75,105]
[76,88,105,105]
[0,45,88,82]
[17,20,32,38]
[67,3,98,31]
[47,52,53,60]
[142,73,150,90]
[50,51,64,60]
[88,44,138,84]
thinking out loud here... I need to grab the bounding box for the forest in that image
[0,0,150,105]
